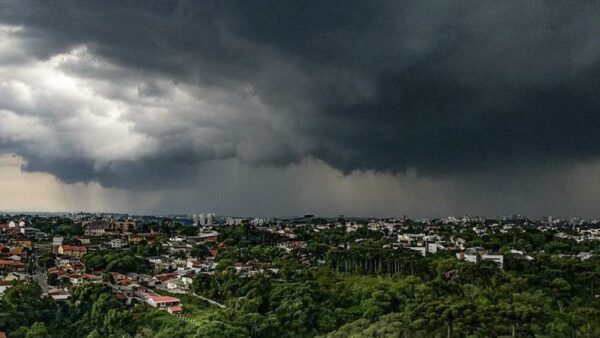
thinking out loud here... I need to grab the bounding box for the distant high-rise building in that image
[206,213,213,225]
[199,213,206,226]
[192,214,199,226]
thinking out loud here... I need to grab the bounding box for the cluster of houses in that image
[39,237,223,315]
[555,229,600,243]
[0,238,31,294]
[0,220,47,241]
[0,216,215,316]
[2,212,599,320]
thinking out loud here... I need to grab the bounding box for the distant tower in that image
[199,214,206,226]
[206,213,214,225]
[192,214,199,226]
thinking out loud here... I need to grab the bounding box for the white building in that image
[108,238,127,248]
[145,295,181,308]
[481,254,504,268]
[166,278,186,290]
[408,247,427,256]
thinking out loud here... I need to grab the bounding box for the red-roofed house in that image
[116,277,133,286]
[167,305,183,315]
[47,289,70,301]
[144,295,181,309]
[0,260,25,272]
[69,273,99,285]
[65,261,86,273]
[58,245,88,258]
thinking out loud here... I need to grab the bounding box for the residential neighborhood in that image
[1,212,600,337]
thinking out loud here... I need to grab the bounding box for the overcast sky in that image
[0,1,599,218]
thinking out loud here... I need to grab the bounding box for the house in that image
[113,220,136,232]
[186,260,213,272]
[128,234,157,245]
[14,240,33,248]
[76,237,91,245]
[148,257,176,272]
[0,260,25,272]
[111,272,127,281]
[107,238,127,249]
[64,261,86,273]
[115,292,129,303]
[47,289,70,301]
[52,237,64,246]
[277,240,307,252]
[186,259,202,269]
[452,237,466,250]
[52,237,64,254]
[181,273,195,288]
[6,254,21,261]
[21,227,42,238]
[481,254,504,268]
[4,272,28,281]
[197,231,219,242]
[47,267,68,278]
[116,277,134,286]
[427,242,440,254]
[166,278,186,291]
[144,295,181,309]
[148,256,165,265]
[9,246,25,256]
[408,246,427,256]
[577,252,594,260]
[234,262,254,274]
[168,243,190,256]
[167,305,183,315]
[154,273,178,284]
[58,245,88,258]
[84,221,112,237]
[0,280,13,294]
[456,247,504,268]
[69,273,99,285]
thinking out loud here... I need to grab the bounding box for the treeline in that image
[326,240,426,275]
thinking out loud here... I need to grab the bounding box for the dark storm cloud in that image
[1,0,600,186]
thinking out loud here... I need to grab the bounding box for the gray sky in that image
[0,1,599,218]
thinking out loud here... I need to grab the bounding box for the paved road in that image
[191,291,226,308]
[154,286,226,308]
[35,269,49,293]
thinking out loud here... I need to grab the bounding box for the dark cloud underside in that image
[0,0,599,217]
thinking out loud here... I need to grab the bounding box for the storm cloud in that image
[0,1,599,217]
